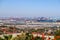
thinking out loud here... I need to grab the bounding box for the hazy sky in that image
[0,0,60,18]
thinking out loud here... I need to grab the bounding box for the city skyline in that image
[0,0,60,18]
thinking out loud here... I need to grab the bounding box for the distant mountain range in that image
[0,17,60,22]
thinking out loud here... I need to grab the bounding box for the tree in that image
[54,30,60,40]
[0,35,12,40]
[0,37,4,40]
[25,33,33,40]
[34,36,42,40]
[55,30,60,36]
[12,32,26,40]
[3,35,12,40]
